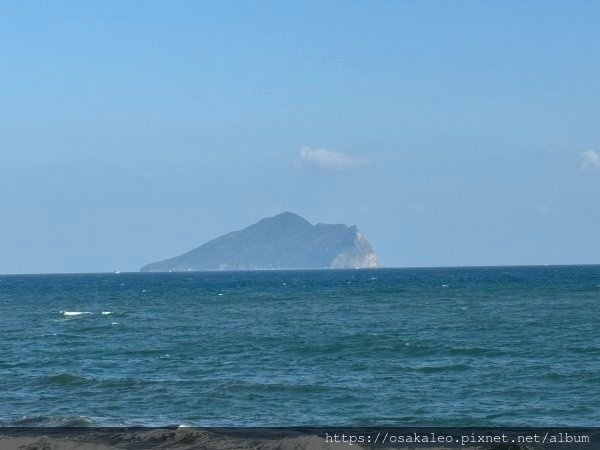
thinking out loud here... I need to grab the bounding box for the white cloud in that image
[580,150,600,171]
[293,147,369,171]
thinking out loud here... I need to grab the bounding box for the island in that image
[140,212,377,272]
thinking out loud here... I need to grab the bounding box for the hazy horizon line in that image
[2,262,599,277]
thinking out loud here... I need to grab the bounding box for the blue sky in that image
[1,1,599,273]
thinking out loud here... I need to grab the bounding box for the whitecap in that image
[111,322,119,325]
[60,311,91,316]
[101,311,113,315]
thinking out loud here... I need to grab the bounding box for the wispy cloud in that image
[293,147,369,171]
[580,150,600,171]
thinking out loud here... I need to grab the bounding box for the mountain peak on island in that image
[140,212,377,272]
[256,211,311,227]
[266,211,306,221]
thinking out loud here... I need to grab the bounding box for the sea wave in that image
[39,373,91,386]
[0,426,342,448]
[10,414,95,427]
[413,363,470,373]
[60,311,92,316]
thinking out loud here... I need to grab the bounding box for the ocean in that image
[1,266,599,427]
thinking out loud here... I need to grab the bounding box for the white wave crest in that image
[60,311,91,316]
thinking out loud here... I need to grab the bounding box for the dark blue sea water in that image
[1,266,599,427]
